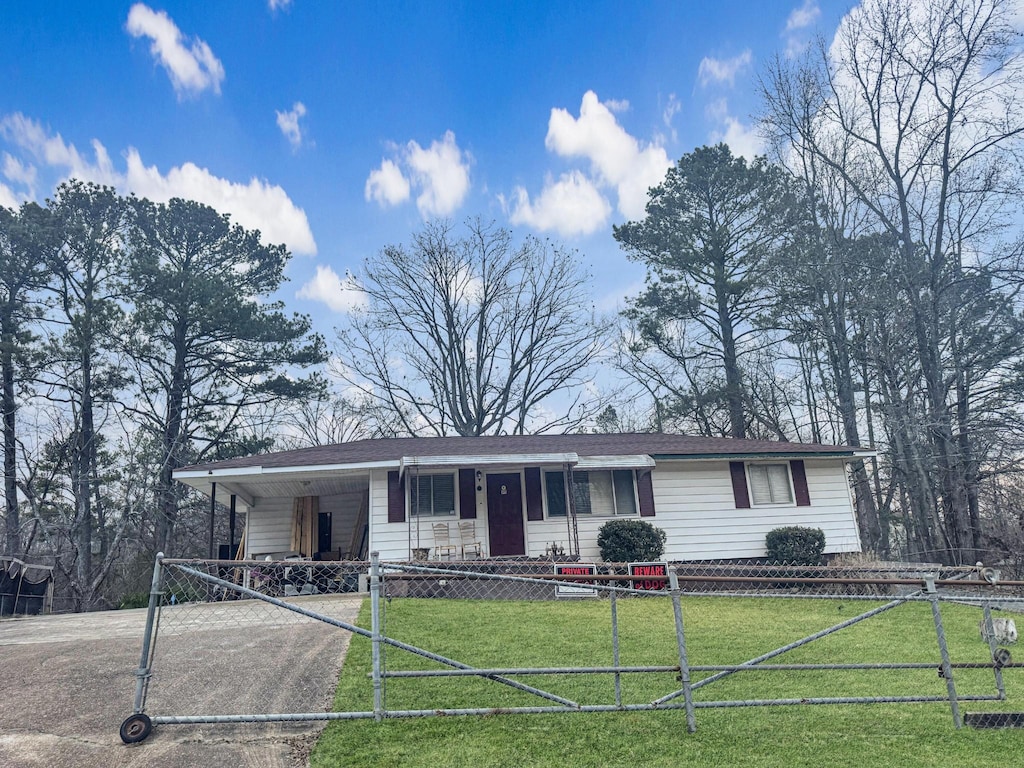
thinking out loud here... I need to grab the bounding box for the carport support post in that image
[668,566,696,733]
[131,552,165,715]
[208,482,217,559]
[370,551,383,721]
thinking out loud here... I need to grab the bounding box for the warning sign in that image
[554,563,598,597]
[628,561,668,591]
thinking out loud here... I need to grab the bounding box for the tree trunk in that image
[2,324,18,557]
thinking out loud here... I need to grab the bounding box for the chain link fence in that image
[119,553,1023,744]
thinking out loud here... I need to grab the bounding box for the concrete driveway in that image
[0,594,364,768]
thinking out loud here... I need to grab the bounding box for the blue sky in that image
[1,0,854,334]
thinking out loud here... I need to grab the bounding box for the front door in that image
[487,473,525,556]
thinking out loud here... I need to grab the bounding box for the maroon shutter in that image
[459,468,477,519]
[525,467,544,521]
[790,460,811,506]
[637,470,656,517]
[387,470,405,523]
[729,461,751,509]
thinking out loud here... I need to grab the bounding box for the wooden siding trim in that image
[790,460,811,506]
[729,461,751,509]
[387,470,405,523]
[525,467,544,521]
[637,469,656,517]
[459,468,477,519]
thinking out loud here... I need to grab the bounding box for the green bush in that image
[597,519,667,562]
[765,526,825,565]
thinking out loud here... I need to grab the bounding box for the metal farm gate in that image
[120,553,1023,744]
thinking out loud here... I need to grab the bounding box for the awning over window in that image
[574,455,656,470]
[399,453,579,476]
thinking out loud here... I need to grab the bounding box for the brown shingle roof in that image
[177,433,867,472]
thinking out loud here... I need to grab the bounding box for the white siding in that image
[322,492,365,553]
[245,498,295,557]
[250,458,862,563]
[369,468,495,560]
[244,492,368,559]
[646,459,861,560]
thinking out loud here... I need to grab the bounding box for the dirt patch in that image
[0,595,363,768]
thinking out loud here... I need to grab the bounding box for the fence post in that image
[925,573,961,728]
[370,551,383,721]
[610,588,622,708]
[981,602,1006,700]
[131,552,165,715]
[668,566,696,733]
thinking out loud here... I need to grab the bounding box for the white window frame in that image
[409,472,458,517]
[746,463,794,506]
[543,469,639,518]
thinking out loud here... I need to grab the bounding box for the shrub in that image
[597,519,667,562]
[765,526,825,565]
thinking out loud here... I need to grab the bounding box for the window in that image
[544,469,638,517]
[545,471,568,517]
[410,473,456,516]
[747,464,793,505]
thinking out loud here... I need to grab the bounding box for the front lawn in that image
[311,596,1022,767]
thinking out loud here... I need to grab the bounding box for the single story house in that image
[173,433,872,563]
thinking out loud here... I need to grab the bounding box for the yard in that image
[311,595,1023,767]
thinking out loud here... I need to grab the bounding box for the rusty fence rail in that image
[119,554,1022,744]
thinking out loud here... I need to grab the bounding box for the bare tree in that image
[277,392,379,448]
[761,0,1024,562]
[337,219,608,436]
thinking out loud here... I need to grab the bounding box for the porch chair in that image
[432,523,458,560]
[458,520,483,558]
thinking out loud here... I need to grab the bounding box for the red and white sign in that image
[629,561,668,591]
[554,563,598,597]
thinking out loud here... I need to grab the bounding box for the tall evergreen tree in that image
[126,197,325,555]
[614,144,799,439]
[0,202,53,557]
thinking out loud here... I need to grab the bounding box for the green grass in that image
[311,596,1023,767]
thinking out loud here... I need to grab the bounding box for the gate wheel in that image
[120,713,153,744]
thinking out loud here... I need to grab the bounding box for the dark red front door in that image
[487,473,525,556]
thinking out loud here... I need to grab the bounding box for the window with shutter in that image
[543,469,639,517]
[747,464,794,505]
[544,471,567,517]
[410,473,457,516]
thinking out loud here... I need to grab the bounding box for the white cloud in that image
[406,131,471,217]
[786,0,820,31]
[123,149,317,254]
[662,93,682,142]
[705,97,728,122]
[125,3,225,98]
[0,112,119,185]
[711,116,764,161]
[297,265,367,313]
[545,91,671,219]
[268,0,292,10]
[0,182,18,210]
[783,0,821,58]
[508,171,611,238]
[697,50,753,87]
[0,112,317,255]
[2,152,37,196]
[365,158,410,207]
[364,130,471,217]
[276,101,307,150]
